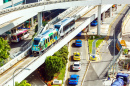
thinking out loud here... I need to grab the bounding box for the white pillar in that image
[110,7,112,17]
[116,4,118,11]
[102,12,105,22]
[31,17,34,27]
[97,5,101,35]
[38,12,43,33]
[0,0,3,6]
[12,0,14,7]
[88,24,90,32]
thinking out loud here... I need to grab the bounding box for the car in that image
[68,74,79,85]
[91,20,98,26]
[73,52,81,60]
[76,32,82,36]
[75,39,82,47]
[72,62,81,70]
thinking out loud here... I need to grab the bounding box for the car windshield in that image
[74,64,79,66]
[70,78,76,80]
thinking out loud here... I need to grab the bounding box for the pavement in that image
[83,4,129,86]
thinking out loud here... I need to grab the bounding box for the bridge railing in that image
[0,0,80,15]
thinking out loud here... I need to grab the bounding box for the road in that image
[83,4,129,86]
[66,32,89,86]
[25,70,47,86]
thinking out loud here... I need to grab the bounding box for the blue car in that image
[76,32,82,36]
[69,74,79,85]
[91,20,98,26]
[75,39,82,47]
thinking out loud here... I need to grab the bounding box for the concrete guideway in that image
[0,5,113,86]
[0,0,129,16]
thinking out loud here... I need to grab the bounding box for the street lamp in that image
[13,68,30,86]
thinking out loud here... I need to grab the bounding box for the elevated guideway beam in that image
[0,0,129,16]
[0,5,112,86]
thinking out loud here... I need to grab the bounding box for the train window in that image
[50,35,53,40]
[45,39,47,44]
[47,38,49,42]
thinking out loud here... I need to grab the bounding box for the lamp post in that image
[13,68,30,86]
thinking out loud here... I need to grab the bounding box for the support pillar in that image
[12,0,14,7]
[38,12,43,34]
[31,17,34,27]
[110,7,112,17]
[88,24,90,32]
[116,4,118,11]
[97,5,101,35]
[102,12,105,22]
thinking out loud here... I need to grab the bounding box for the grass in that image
[88,35,104,54]
[96,39,104,48]
[88,39,94,54]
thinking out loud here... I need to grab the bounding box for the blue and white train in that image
[32,17,75,55]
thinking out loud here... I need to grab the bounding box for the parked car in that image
[76,32,82,36]
[73,52,81,60]
[91,20,98,26]
[72,62,81,70]
[75,39,82,47]
[68,74,79,85]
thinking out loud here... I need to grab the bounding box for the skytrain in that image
[32,17,75,55]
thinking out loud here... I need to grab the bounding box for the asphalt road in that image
[25,70,47,86]
[67,32,89,86]
[83,4,129,86]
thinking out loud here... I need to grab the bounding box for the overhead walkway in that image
[0,5,112,86]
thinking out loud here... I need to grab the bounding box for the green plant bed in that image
[88,39,94,54]
[96,39,104,48]
[88,35,104,54]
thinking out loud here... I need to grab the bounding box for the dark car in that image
[91,20,98,26]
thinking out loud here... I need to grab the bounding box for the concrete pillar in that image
[0,0,3,6]
[88,24,90,32]
[38,12,43,34]
[102,12,105,22]
[97,5,101,35]
[12,0,14,7]
[116,4,118,11]
[31,17,34,27]
[110,7,112,17]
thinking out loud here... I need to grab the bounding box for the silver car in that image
[72,62,81,70]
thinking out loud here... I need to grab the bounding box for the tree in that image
[15,80,31,86]
[44,56,63,81]
[53,45,68,66]
[0,37,10,62]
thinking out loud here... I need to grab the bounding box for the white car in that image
[72,62,81,70]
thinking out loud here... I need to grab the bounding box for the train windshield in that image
[54,25,60,30]
[34,39,40,45]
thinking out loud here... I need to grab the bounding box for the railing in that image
[0,0,81,15]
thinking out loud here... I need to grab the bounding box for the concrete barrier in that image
[0,46,31,74]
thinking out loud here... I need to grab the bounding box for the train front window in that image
[54,25,60,30]
[34,39,40,45]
